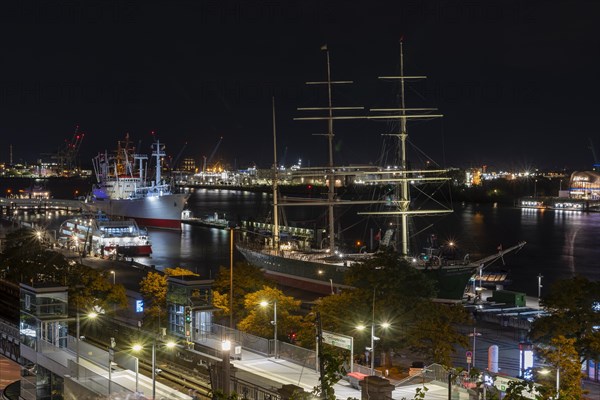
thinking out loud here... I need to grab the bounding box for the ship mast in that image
[359,39,448,257]
[295,45,363,253]
[397,40,410,255]
[152,139,165,186]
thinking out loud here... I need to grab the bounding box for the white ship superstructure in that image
[86,134,188,230]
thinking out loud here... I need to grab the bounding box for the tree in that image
[313,249,441,368]
[139,267,198,329]
[0,228,72,284]
[0,228,127,313]
[237,286,302,340]
[65,264,128,314]
[502,380,541,400]
[536,335,584,400]
[404,302,470,366]
[344,249,437,303]
[312,346,347,400]
[212,262,274,326]
[530,276,600,361]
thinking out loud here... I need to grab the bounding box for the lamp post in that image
[229,227,234,330]
[540,368,560,398]
[132,339,176,399]
[75,310,98,379]
[356,287,390,375]
[260,299,277,358]
[108,337,116,398]
[222,340,231,396]
[132,344,142,394]
[356,321,390,375]
[110,270,115,285]
[468,327,482,372]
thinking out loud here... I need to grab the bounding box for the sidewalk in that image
[195,335,468,399]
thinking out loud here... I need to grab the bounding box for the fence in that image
[231,376,281,400]
[211,324,270,356]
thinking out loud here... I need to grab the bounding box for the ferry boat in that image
[58,213,152,257]
[237,44,526,300]
[84,134,189,230]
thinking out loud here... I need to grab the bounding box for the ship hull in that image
[104,244,152,257]
[85,193,188,230]
[236,244,474,300]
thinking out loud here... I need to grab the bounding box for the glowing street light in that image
[356,321,390,375]
[110,270,115,285]
[260,299,277,358]
[132,339,176,398]
[75,310,98,379]
[540,368,560,399]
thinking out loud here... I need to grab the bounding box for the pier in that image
[0,197,84,213]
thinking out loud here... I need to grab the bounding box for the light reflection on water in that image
[4,184,600,296]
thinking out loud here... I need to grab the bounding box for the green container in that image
[490,290,526,307]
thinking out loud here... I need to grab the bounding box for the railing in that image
[211,324,269,356]
[231,376,281,400]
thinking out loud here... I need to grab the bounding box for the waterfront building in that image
[569,170,600,200]
[19,283,69,400]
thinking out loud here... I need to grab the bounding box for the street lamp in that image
[132,339,176,399]
[468,327,482,372]
[222,340,231,396]
[110,270,115,285]
[260,299,277,358]
[132,344,142,393]
[540,368,560,398]
[75,310,98,379]
[356,321,390,375]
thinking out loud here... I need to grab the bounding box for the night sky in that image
[1,0,599,171]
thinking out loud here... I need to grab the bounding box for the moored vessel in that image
[58,212,152,257]
[237,44,526,300]
[181,210,236,229]
[84,134,188,230]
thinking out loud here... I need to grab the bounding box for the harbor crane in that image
[42,125,85,175]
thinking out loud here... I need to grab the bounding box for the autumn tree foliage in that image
[237,286,303,340]
[536,336,584,400]
[212,261,273,326]
[139,267,198,328]
[405,302,470,366]
[313,249,469,367]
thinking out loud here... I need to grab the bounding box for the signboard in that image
[135,300,144,312]
[494,376,512,392]
[494,376,539,399]
[322,330,353,350]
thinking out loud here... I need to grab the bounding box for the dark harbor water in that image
[2,178,599,297]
